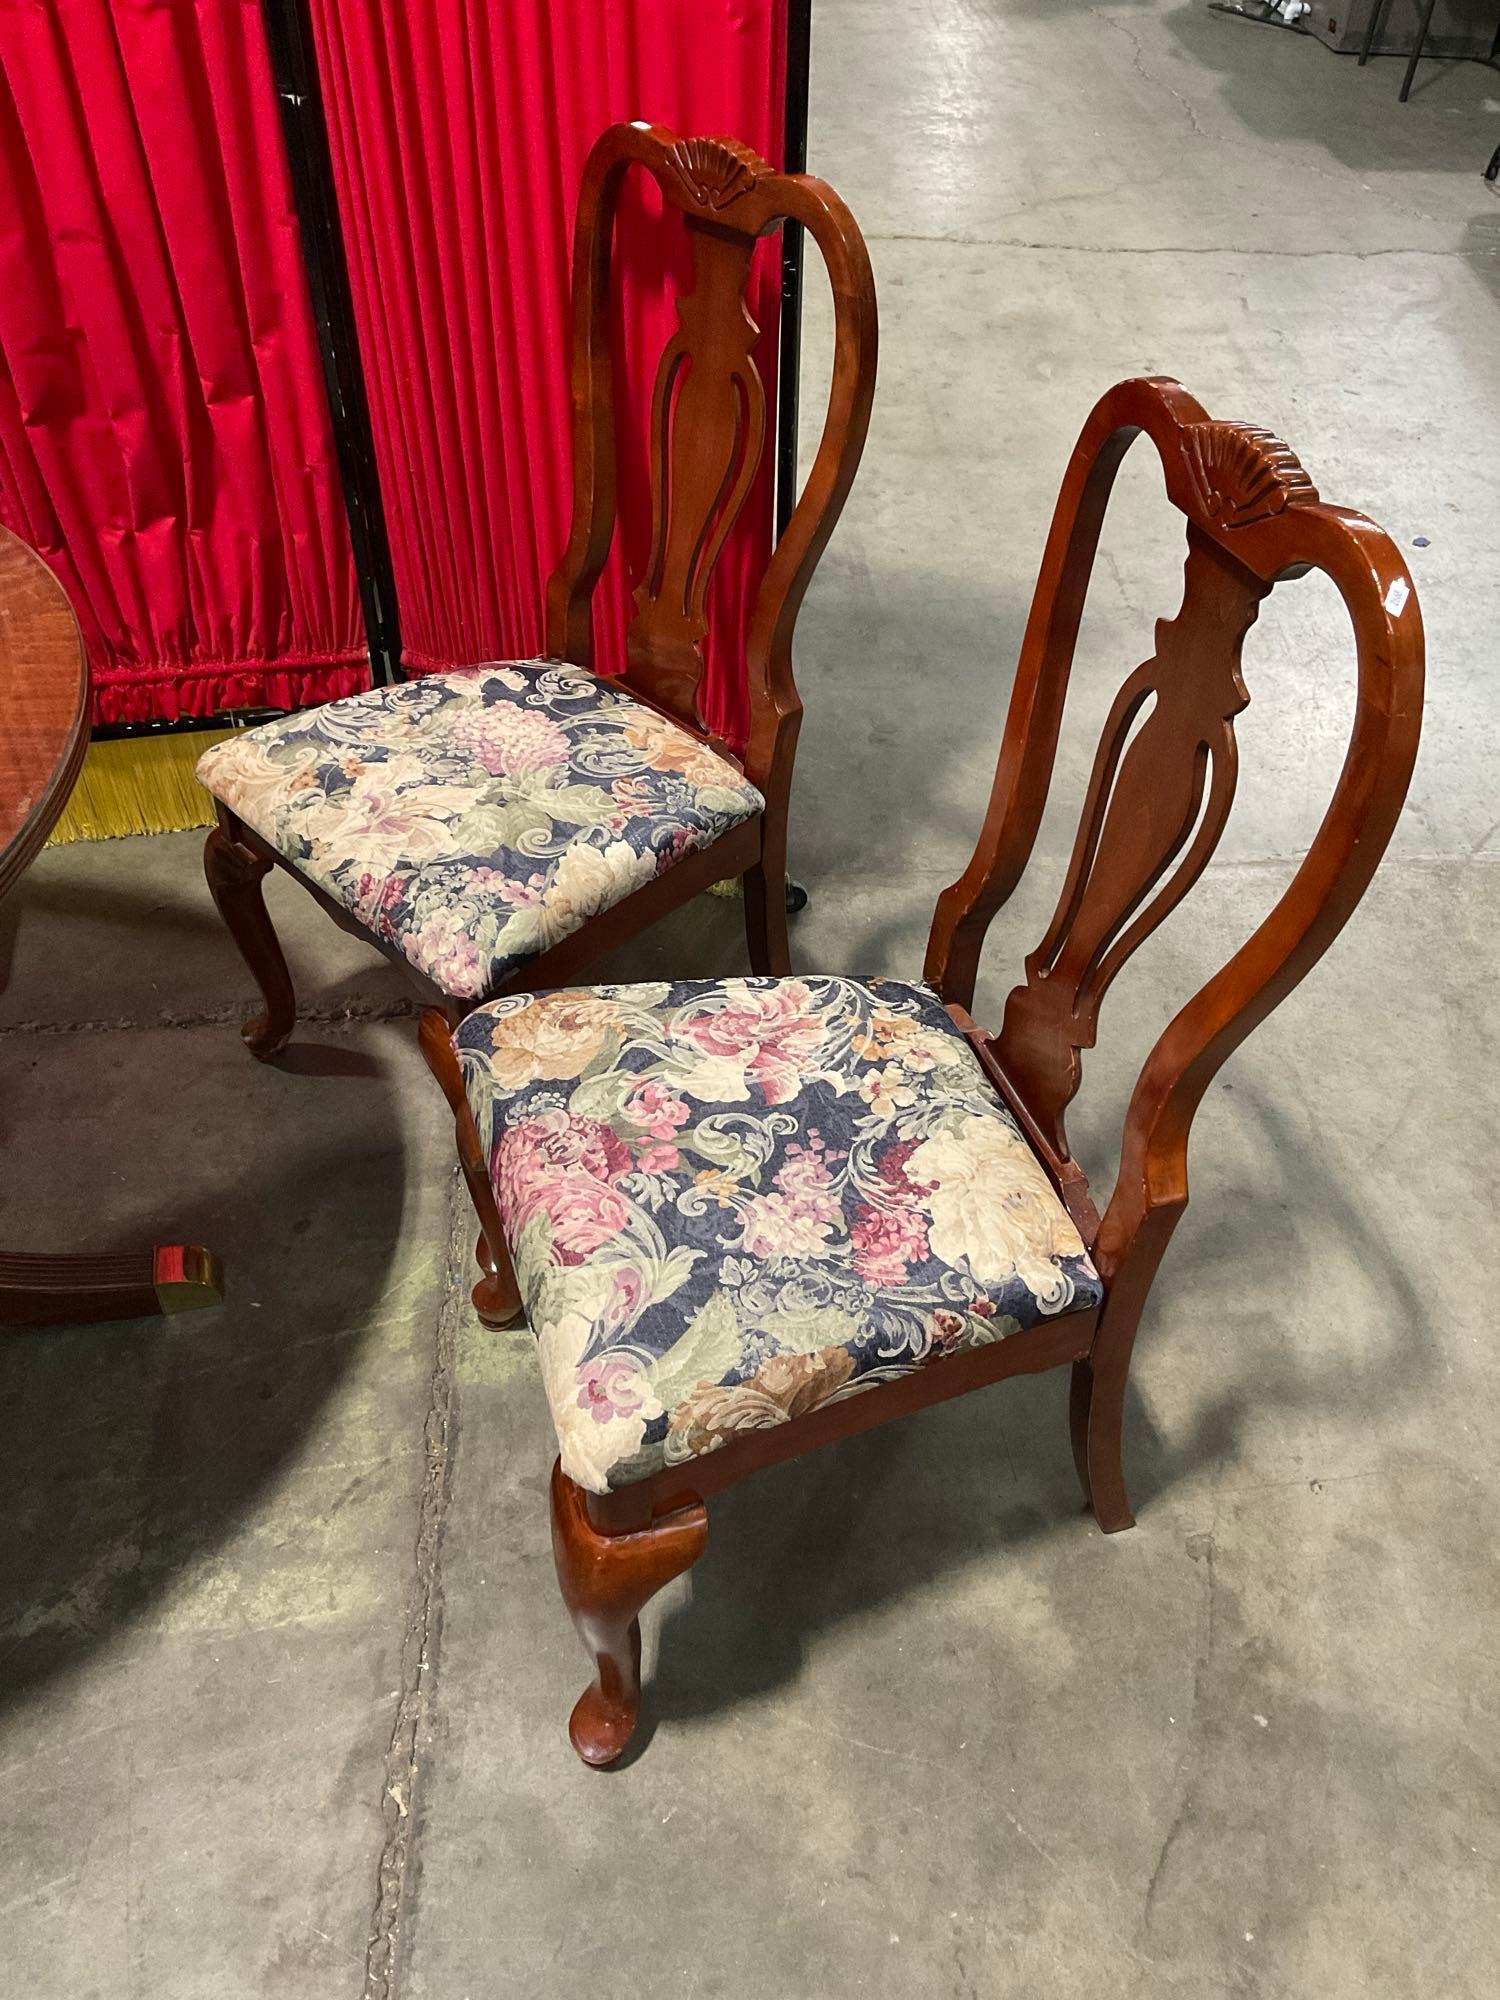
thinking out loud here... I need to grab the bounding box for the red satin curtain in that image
[0,1,366,724]
[306,0,788,747]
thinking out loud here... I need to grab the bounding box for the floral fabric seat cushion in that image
[455,975,1104,1494]
[196,663,764,1001]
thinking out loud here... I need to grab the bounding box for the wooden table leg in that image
[0,1244,223,1330]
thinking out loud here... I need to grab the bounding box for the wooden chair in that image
[425,375,1424,1764]
[198,121,876,1163]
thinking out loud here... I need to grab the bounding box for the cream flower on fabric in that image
[483,990,622,1090]
[622,710,747,791]
[671,981,824,1104]
[491,840,657,964]
[908,1114,1088,1306]
[197,734,323,814]
[538,1315,664,1494]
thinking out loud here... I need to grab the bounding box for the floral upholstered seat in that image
[455,975,1104,1493]
[196,664,764,1001]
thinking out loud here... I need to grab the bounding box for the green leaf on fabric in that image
[534,782,618,828]
[694,780,757,815]
[646,1290,744,1409]
[567,1068,638,1124]
[683,1123,759,1177]
[516,1212,589,1335]
[758,1304,862,1357]
[449,799,552,854]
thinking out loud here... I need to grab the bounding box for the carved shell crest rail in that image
[662,134,772,212]
[1182,421,1319,529]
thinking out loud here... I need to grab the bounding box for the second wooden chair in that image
[197,121,877,1167]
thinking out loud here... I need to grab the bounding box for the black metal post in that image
[1399,0,1440,99]
[775,0,813,540]
[777,0,814,917]
[1358,0,1386,64]
[260,0,402,685]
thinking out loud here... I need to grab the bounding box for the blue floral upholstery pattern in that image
[196,663,764,1000]
[455,975,1104,1493]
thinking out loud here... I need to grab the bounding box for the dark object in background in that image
[1321,0,1496,59]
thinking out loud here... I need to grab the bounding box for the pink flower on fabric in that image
[575,1354,650,1425]
[637,1143,681,1176]
[775,1146,841,1209]
[655,825,695,873]
[499,871,549,908]
[678,982,822,1105]
[451,706,569,776]
[851,1203,931,1287]
[495,1110,633,1260]
[738,1144,843,1260]
[626,1079,691,1139]
[408,908,484,991]
[878,1137,931,1197]
[927,1307,967,1353]
[611,777,654,817]
[739,1191,838,1261]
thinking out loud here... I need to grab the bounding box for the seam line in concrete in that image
[867,232,1484,258]
[0,998,421,1038]
[361,1174,466,2000]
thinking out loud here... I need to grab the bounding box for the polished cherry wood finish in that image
[926,378,1422,1536]
[203,826,297,1059]
[550,1461,708,1765]
[547,126,877,974]
[205,120,878,1072]
[0,527,222,1329]
[418,1008,521,1329]
[527,378,1423,1762]
[0,530,90,904]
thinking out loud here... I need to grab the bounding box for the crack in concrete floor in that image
[363,1178,467,2000]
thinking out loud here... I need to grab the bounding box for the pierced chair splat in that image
[197,120,878,1065]
[438,376,1423,1765]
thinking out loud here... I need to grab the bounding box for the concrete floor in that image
[3,7,1499,1995]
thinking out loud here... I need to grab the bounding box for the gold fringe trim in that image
[48,728,237,844]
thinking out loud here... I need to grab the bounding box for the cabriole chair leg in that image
[417,1009,524,1328]
[203,819,297,1060]
[550,1464,709,1767]
[470,1224,523,1330]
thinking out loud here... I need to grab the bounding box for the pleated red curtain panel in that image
[306,0,788,746]
[0,1,366,724]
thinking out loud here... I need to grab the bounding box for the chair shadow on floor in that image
[0,1020,413,1715]
[0,851,418,1049]
[638,1067,1436,1748]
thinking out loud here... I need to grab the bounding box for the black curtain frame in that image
[776,0,813,541]
[260,0,401,690]
[100,2,811,738]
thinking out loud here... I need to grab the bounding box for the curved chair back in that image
[545,120,878,798]
[925,376,1424,1298]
